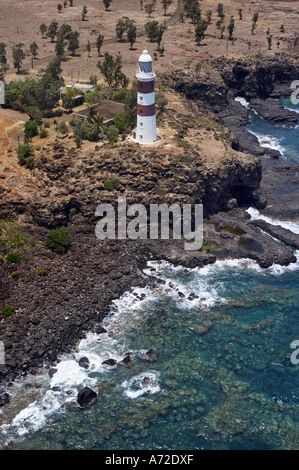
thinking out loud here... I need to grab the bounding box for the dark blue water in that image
[246,99,299,163]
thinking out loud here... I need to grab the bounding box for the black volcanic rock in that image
[77,387,97,408]
[78,357,90,369]
[250,98,299,125]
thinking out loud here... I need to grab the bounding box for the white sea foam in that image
[248,128,285,156]
[121,371,160,399]
[246,207,299,234]
[235,96,250,108]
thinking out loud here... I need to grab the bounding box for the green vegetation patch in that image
[201,241,218,252]
[104,178,120,191]
[1,304,15,317]
[45,226,72,254]
[5,252,21,263]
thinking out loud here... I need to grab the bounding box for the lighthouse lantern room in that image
[133,49,157,144]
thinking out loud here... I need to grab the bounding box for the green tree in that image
[86,40,91,57]
[12,43,26,73]
[217,3,224,20]
[124,78,137,129]
[183,0,201,24]
[145,20,159,41]
[96,34,104,56]
[89,113,104,136]
[206,10,212,24]
[16,143,35,168]
[0,43,7,64]
[156,24,165,47]
[0,64,9,83]
[45,226,72,254]
[57,3,63,13]
[48,21,59,42]
[40,23,47,38]
[252,13,259,34]
[267,33,272,50]
[113,111,126,131]
[161,0,172,16]
[24,120,38,142]
[69,0,73,5]
[30,42,39,59]
[62,94,76,112]
[97,52,123,88]
[156,92,168,112]
[68,31,80,55]
[116,17,132,41]
[105,124,119,143]
[82,5,87,21]
[26,106,43,123]
[127,23,137,49]
[55,34,67,57]
[103,0,112,11]
[145,3,155,17]
[195,19,208,45]
[58,24,73,40]
[227,16,235,40]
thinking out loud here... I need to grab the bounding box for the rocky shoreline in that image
[1,55,299,400]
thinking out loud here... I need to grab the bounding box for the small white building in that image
[133,49,157,144]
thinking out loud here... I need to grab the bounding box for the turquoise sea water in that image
[246,98,299,164]
[0,100,298,451]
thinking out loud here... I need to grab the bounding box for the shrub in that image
[56,121,68,134]
[45,226,72,253]
[112,88,128,103]
[37,267,47,276]
[104,178,120,191]
[113,112,127,132]
[16,143,35,169]
[5,252,21,263]
[1,304,15,317]
[11,271,19,279]
[39,128,48,138]
[24,120,39,142]
[105,124,119,144]
[43,121,51,128]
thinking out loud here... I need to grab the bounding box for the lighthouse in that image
[133,49,157,144]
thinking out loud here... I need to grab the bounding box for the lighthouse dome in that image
[139,49,152,62]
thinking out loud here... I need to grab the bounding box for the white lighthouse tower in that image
[133,49,157,144]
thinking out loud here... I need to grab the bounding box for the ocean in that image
[0,100,298,451]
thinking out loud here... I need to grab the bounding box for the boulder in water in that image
[77,386,97,408]
[78,357,90,369]
[102,358,117,367]
[0,392,10,406]
[119,353,134,366]
[142,349,157,362]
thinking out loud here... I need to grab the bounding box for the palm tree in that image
[89,113,105,138]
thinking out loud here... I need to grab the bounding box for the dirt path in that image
[0,115,30,193]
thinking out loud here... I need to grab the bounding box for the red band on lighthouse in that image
[137,103,156,117]
[138,81,155,94]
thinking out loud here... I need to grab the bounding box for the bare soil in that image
[1,0,298,86]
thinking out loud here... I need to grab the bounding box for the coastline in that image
[1,55,299,403]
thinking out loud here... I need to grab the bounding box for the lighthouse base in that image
[132,115,157,144]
